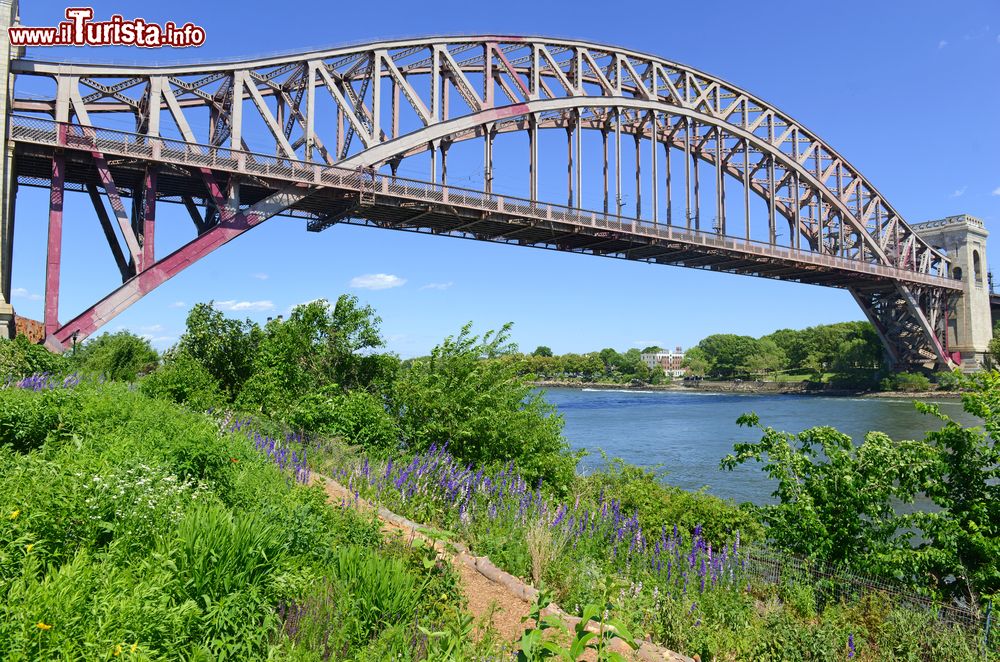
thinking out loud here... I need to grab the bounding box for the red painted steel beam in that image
[49,183,311,348]
[44,153,65,337]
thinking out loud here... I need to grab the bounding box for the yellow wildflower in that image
[130,642,138,653]
[9,509,19,520]
[113,643,122,656]
[25,544,33,552]
[36,621,52,630]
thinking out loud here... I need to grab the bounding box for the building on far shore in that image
[640,346,686,378]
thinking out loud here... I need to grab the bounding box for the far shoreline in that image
[529,379,963,400]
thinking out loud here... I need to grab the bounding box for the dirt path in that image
[316,475,693,662]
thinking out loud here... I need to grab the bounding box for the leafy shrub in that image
[0,335,67,380]
[235,297,398,416]
[287,387,399,450]
[880,371,932,392]
[0,382,439,660]
[578,457,763,545]
[140,352,223,412]
[175,302,262,400]
[393,323,577,489]
[934,369,966,392]
[0,387,71,453]
[69,331,158,382]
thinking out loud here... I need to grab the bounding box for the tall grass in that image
[0,383,470,660]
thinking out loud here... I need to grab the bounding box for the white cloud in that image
[350,273,406,290]
[252,272,269,280]
[938,40,948,49]
[992,186,1000,196]
[215,299,275,312]
[139,324,164,333]
[11,287,41,301]
[951,186,967,198]
[420,281,453,291]
[142,334,177,349]
[169,301,186,308]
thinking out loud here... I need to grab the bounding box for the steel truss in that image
[6,37,960,367]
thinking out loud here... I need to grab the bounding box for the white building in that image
[640,346,686,378]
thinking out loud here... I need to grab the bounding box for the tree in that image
[681,346,708,376]
[393,323,577,489]
[988,321,1000,365]
[641,345,663,354]
[237,296,397,415]
[723,371,1000,602]
[722,415,934,570]
[175,302,261,400]
[695,334,761,379]
[743,338,785,378]
[532,345,553,357]
[71,331,158,382]
[140,351,223,412]
[598,348,621,378]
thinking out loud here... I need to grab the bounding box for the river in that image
[540,387,980,505]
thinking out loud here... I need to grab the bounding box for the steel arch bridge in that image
[0,30,983,368]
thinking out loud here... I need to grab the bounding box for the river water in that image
[540,387,980,505]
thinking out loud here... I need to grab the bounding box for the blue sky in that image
[7,0,1000,356]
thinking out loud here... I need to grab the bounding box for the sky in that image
[6,0,1000,356]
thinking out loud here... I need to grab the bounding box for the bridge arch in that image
[2,36,967,366]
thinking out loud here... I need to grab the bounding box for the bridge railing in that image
[9,114,959,290]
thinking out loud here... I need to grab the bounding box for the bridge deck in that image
[10,116,960,293]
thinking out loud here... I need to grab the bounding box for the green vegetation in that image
[683,321,885,385]
[0,383,477,659]
[724,371,1000,605]
[517,347,660,384]
[1,306,996,660]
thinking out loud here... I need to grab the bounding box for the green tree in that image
[641,345,664,354]
[695,334,761,379]
[393,323,577,489]
[140,351,223,411]
[175,302,261,400]
[681,346,708,376]
[987,320,1000,365]
[598,348,621,379]
[532,345,553,357]
[71,331,158,382]
[237,297,398,416]
[723,371,1000,601]
[913,372,1000,602]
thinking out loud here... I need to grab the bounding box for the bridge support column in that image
[912,215,992,371]
[44,154,65,338]
[0,0,20,339]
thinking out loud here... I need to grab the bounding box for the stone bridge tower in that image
[912,215,992,370]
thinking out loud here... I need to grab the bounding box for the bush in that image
[392,323,577,490]
[578,457,763,545]
[934,369,966,391]
[0,335,67,380]
[69,331,158,382]
[140,352,223,412]
[287,387,399,451]
[880,371,932,392]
